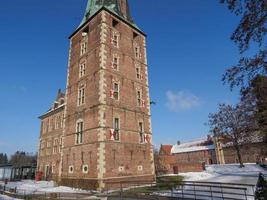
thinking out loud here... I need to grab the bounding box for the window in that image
[137,89,145,107]
[139,122,145,144]
[79,62,86,78]
[53,138,59,154]
[112,19,119,27]
[133,32,138,39]
[137,90,142,107]
[118,166,124,172]
[134,44,141,59]
[75,120,84,145]
[136,64,141,80]
[80,37,88,56]
[82,165,89,174]
[112,31,119,48]
[110,82,119,100]
[47,140,51,148]
[77,86,85,106]
[112,55,119,70]
[69,165,74,174]
[110,117,120,141]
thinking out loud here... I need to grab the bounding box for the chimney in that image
[177,141,181,145]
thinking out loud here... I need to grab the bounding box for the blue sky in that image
[0,0,241,155]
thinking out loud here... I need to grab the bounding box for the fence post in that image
[210,186,213,200]
[182,184,184,199]
[220,183,224,200]
[120,182,122,200]
[194,182,196,200]
[244,189,247,200]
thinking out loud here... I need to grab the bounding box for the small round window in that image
[83,165,88,173]
[69,166,74,173]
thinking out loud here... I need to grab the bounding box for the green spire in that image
[79,0,135,28]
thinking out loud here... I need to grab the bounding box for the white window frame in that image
[113,117,120,141]
[112,54,119,70]
[79,62,86,78]
[118,166,124,172]
[110,81,120,101]
[136,64,142,80]
[138,165,143,171]
[75,119,84,145]
[138,122,145,144]
[68,165,74,174]
[80,36,88,56]
[112,31,119,48]
[82,164,89,174]
[137,89,142,107]
[77,85,85,106]
[134,43,141,59]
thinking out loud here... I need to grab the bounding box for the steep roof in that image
[79,0,136,28]
[160,145,173,155]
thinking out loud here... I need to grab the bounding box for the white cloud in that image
[166,90,201,112]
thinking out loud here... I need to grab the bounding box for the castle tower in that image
[59,0,155,190]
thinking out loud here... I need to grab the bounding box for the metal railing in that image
[0,179,257,200]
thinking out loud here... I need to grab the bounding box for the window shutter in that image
[110,89,114,98]
[110,129,115,140]
[144,134,150,143]
[142,100,146,107]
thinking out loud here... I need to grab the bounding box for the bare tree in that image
[208,102,257,167]
[220,0,267,90]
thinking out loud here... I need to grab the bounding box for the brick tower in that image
[38,0,155,191]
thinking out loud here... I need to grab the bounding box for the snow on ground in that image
[156,164,267,200]
[0,180,91,195]
[0,194,22,200]
[180,163,266,185]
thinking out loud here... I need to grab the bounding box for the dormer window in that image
[54,102,58,109]
[112,32,119,48]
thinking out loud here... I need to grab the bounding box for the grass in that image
[116,175,184,196]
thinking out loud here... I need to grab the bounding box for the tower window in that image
[79,62,86,78]
[112,55,119,70]
[53,138,59,154]
[77,86,85,106]
[110,82,119,100]
[139,122,145,144]
[137,90,142,107]
[75,120,84,145]
[133,32,138,39]
[112,19,119,27]
[136,64,141,80]
[112,117,120,141]
[80,37,88,56]
[134,44,141,59]
[112,32,119,48]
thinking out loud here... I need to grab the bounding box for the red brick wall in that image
[223,142,267,164]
